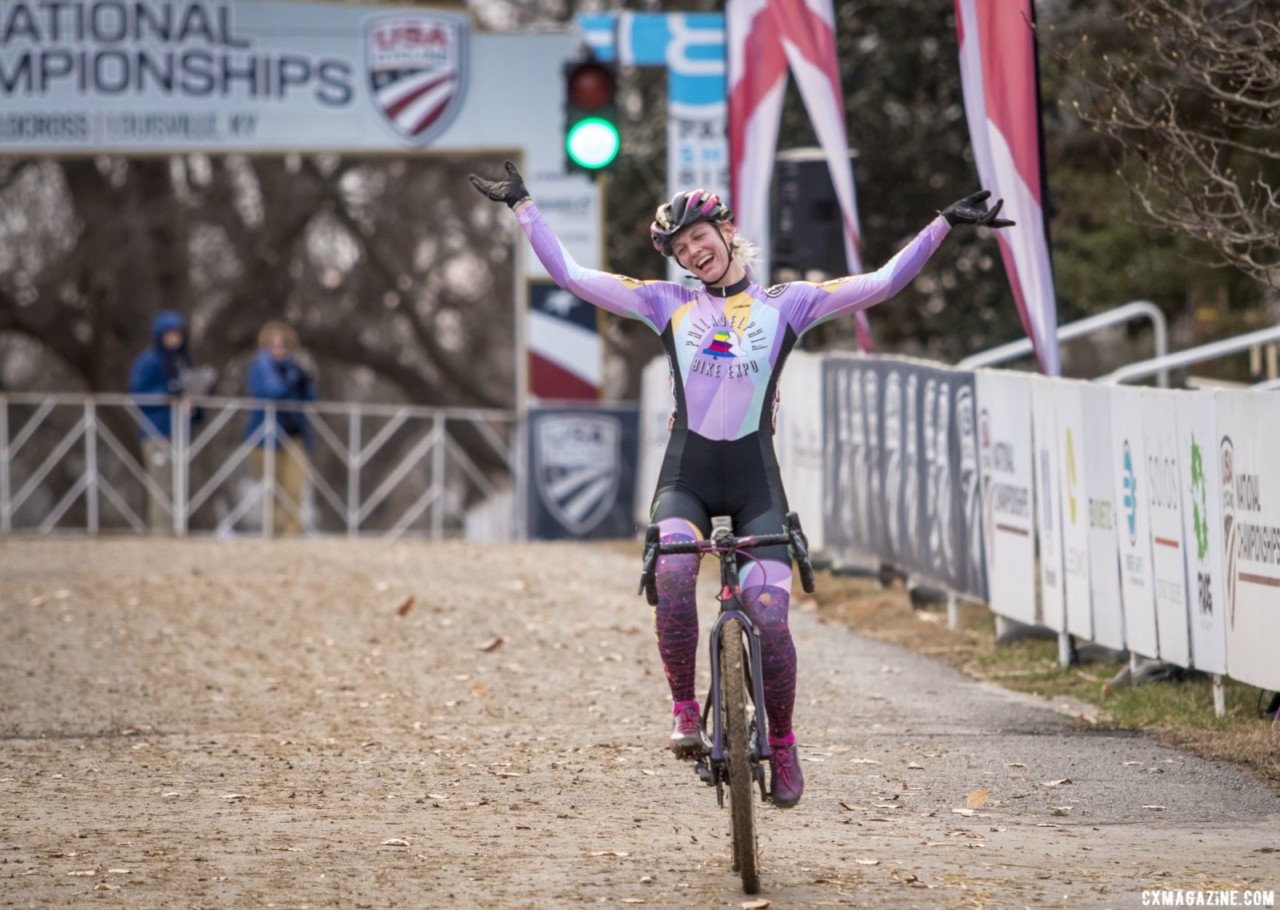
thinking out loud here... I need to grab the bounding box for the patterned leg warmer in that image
[739,584,796,741]
[653,530,701,703]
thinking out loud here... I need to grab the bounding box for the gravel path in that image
[1,538,1276,908]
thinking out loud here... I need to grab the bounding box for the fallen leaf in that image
[67,870,96,877]
[906,762,924,770]
[1050,806,1073,816]
[951,808,976,817]
[590,850,629,857]
[1041,778,1072,788]
[966,788,991,809]
[396,596,415,616]
[855,858,880,866]
[380,838,410,847]
[471,683,489,698]
[425,793,449,800]
[476,637,504,652]
[220,793,246,802]
[1143,805,1167,811]
[1004,762,1026,768]
[741,901,771,909]
[848,758,882,765]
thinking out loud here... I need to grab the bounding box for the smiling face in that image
[671,221,745,287]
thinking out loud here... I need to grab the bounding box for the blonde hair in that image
[730,233,760,275]
[258,320,298,350]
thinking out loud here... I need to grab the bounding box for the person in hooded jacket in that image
[245,320,317,536]
[128,310,214,533]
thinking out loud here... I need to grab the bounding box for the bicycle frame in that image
[704,534,776,778]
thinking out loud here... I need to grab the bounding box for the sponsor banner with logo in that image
[0,0,601,273]
[1176,390,1227,675]
[1217,390,1280,691]
[1141,389,1191,666]
[775,351,826,552]
[1030,376,1066,632]
[974,369,1037,626]
[1109,385,1159,659]
[822,356,985,600]
[1081,383,1125,651]
[527,406,639,541]
[1054,380,1093,640]
[528,282,601,403]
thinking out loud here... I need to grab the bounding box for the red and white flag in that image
[955,0,1060,375]
[727,0,871,350]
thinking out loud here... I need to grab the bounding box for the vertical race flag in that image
[727,0,871,350]
[954,0,1061,375]
[528,283,602,402]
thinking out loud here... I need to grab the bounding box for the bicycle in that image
[638,511,816,894]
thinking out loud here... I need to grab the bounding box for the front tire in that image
[720,618,760,894]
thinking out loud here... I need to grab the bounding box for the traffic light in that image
[563,59,620,172]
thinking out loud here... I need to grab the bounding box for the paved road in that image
[1,539,1276,908]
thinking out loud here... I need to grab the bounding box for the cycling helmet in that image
[650,189,733,257]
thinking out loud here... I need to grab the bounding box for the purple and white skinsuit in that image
[517,201,951,741]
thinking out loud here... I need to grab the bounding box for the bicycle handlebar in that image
[638,512,816,604]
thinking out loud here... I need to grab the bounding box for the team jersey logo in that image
[701,328,742,359]
[366,12,468,144]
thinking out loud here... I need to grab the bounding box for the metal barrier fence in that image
[0,392,517,540]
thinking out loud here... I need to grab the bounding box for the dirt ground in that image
[2,538,1278,909]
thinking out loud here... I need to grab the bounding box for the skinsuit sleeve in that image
[515,202,691,335]
[781,215,952,336]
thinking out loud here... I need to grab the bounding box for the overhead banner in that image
[1176,390,1227,675]
[1109,385,1159,659]
[1142,388,1191,667]
[1030,376,1065,632]
[1217,390,1280,692]
[1081,383,1125,651]
[975,369,1037,626]
[526,406,639,541]
[824,356,986,600]
[1054,380,1092,640]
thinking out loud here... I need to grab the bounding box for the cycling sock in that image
[654,529,701,703]
[740,584,796,740]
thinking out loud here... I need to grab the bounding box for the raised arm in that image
[469,161,685,333]
[786,190,1014,335]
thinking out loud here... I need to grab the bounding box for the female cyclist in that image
[469,161,1012,808]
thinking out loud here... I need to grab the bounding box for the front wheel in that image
[719,618,760,894]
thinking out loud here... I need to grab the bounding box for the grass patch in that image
[808,568,1280,788]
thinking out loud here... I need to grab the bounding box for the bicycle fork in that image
[701,604,773,804]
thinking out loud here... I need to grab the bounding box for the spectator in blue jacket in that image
[128,311,213,532]
[246,320,317,535]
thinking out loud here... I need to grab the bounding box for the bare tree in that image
[1069,0,1280,285]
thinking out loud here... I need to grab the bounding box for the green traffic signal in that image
[566,116,621,170]
[563,59,620,173]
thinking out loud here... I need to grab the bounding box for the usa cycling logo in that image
[1121,440,1139,545]
[366,12,468,145]
[534,414,621,535]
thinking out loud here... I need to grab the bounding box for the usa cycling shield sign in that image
[365,11,468,144]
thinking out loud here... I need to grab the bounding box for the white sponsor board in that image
[1081,383,1125,651]
[776,351,825,551]
[634,355,672,526]
[1217,390,1280,691]
[1141,388,1190,667]
[975,370,1037,626]
[1176,390,1227,674]
[1030,376,1065,632]
[1054,380,1093,639]
[1109,385,1159,659]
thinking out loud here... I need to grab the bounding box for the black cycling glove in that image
[941,190,1015,228]
[468,160,531,209]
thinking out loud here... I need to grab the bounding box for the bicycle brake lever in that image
[786,512,816,594]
